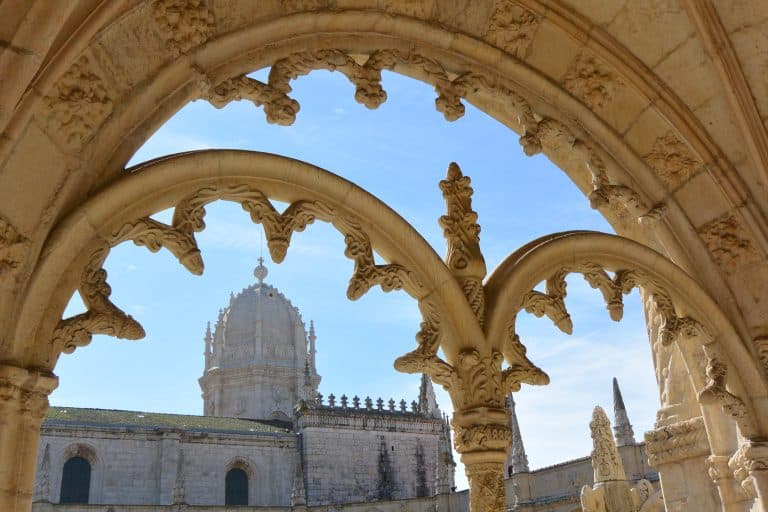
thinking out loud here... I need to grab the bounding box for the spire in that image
[254,256,268,284]
[612,377,636,446]
[436,414,456,493]
[589,406,627,482]
[172,449,186,504]
[505,394,529,474]
[418,374,441,418]
[308,320,317,375]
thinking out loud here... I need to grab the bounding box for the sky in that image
[56,69,660,490]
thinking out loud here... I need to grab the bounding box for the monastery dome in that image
[213,260,307,370]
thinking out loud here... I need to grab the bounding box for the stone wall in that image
[37,427,296,507]
[296,408,445,506]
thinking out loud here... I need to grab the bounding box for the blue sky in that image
[57,70,659,489]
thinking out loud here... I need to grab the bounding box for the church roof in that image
[43,407,293,435]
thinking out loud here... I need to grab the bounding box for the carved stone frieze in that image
[697,351,757,437]
[0,215,27,277]
[43,55,113,150]
[439,162,486,322]
[644,417,709,466]
[562,52,623,110]
[453,423,511,453]
[51,244,145,359]
[698,212,762,274]
[644,130,701,189]
[485,2,540,58]
[151,0,215,57]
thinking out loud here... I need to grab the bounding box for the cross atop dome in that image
[254,256,268,284]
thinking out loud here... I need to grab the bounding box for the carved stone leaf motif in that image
[644,131,701,189]
[439,162,486,322]
[0,216,27,276]
[52,244,145,358]
[485,2,540,58]
[44,55,113,150]
[111,218,204,275]
[697,351,757,437]
[698,212,762,274]
[562,52,622,110]
[501,324,549,393]
[151,0,215,57]
[644,417,709,466]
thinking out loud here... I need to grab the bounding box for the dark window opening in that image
[60,456,91,504]
[225,467,248,506]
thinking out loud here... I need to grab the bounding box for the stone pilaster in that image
[0,364,58,512]
[644,417,720,512]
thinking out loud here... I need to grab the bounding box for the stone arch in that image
[55,443,100,505]
[2,3,766,366]
[17,150,479,370]
[483,230,768,509]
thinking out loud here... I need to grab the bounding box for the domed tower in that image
[199,258,321,421]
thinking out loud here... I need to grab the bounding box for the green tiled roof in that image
[44,407,293,435]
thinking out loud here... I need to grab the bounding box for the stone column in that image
[644,417,722,512]
[730,441,768,511]
[0,364,58,512]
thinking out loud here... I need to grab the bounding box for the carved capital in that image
[644,417,709,466]
[0,365,58,423]
[453,423,511,454]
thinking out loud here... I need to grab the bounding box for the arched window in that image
[225,467,248,505]
[59,456,91,504]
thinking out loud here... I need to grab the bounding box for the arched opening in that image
[59,456,90,504]
[225,467,249,506]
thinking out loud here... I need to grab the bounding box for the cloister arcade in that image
[1,2,768,511]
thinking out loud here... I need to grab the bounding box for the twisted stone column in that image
[0,364,58,512]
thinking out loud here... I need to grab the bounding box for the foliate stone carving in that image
[644,131,701,189]
[151,0,215,57]
[630,479,664,512]
[698,352,757,437]
[644,417,709,466]
[590,406,627,482]
[698,212,761,273]
[562,52,622,110]
[51,244,145,358]
[485,2,540,58]
[0,215,27,276]
[453,423,511,453]
[204,75,299,126]
[439,162,486,322]
[728,444,758,500]
[111,218,203,275]
[464,462,506,512]
[501,325,550,393]
[43,55,112,150]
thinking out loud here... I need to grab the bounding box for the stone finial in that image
[353,395,360,409]
[376,397,384,411]
[411,400,418,413]
[418,373,441,418]
[388,398,396,411]
[340,394,348,408]
[399,399,407,412]
[328,393,336,407]
[254,256,268,284]
[505,394,530,474]
[612,378,636,446]
[590,406,627,483]
[317,392,323,406]
[365,397,373,410]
